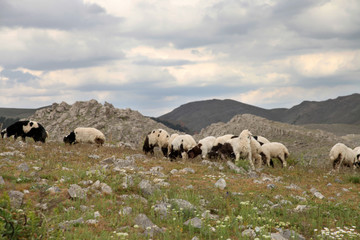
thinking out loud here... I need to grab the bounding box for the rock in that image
[138,179,157,197]
[100,183,112,195]
[17,163,29,172]
[248,171,259,178]
[88,154,100,159]
[170,169,178,175]
[86,219,98,225]
[68,184,86,200]
[94,211,101,218]
[119,206,133,215]
[122,175,134,189]
[226,161,246,174]
[113,158,136,168]
[100,156,116,165]
[310,188,325,199]
[184,217,202,229]
[179,168,195,174]
[242,229,256,238]
[0,176,4,185]
[59,217,84,230]
[171,199,196,212]
[215,178,226,190]
[153,202,170,219]
[134,214,163,237]
[201,211,219,220]
[334,178,343,183]
[47,186,61,194]
[285,183,301,190]
[271,232,287,240]
[8,190,24,208]
[281,229,306,240]
[267,184,276,190]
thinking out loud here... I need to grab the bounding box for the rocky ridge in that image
[29,100,176,148]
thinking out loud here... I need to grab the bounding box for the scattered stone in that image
[88,154,100,159]
[285,183,301,190]
[153,203,170,219]
[68,184,86,200]
[171,199,196,212]
[0,176,4,185]
[86,219,98,225]
[271,232,287,240]
[100,156,116,165]
[138,179,157,197]
[119,206,133,215]
[327,183,332,187]
[80,205,89,212]
[36,203,48,211]
[100,183,112,195]
[184,217,202,229]
[8,190,24,208]
[170,169,178,175]
[59,217,84,230]
[293,205,308,212]
[186,185,194,190]
[47,186,61,194]
[191,237,199,240]
[342,188,349,192]
[215,178,226,190]
[113,158,136,168]
[179,168,195,174]
[248,171,259,178]
[267,184,276,190]
[310,188,325,199]
[334,178,343,183]
[17,163,29,172]
[242,229,256,238]
[201,211,219,220]
[280,229,306,240]
[119,194,148,205]
[122,175,134,189]
[94,211,101,218]
[134,214,163,237]
[226,161,246,174]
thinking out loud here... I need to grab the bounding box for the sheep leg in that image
[248,152,255,170]
[270,158,274,168]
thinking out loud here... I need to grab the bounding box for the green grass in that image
[0,140,359,239]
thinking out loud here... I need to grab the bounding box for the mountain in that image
[157,93,360,134]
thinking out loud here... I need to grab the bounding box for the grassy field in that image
[0,139,359,239]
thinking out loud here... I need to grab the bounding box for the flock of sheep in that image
[1,120,360,171]
[142,128,360,171]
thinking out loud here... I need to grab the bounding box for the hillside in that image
[29,100,176,148]
[157,94,360,134]
[0,107,39,129]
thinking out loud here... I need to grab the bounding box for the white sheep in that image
[187,136,216,159]
[253,135,270,145]
[250,136,262,168]
[169,134,196,160]
[63,127,105,145]
[142,129,170,157]
[225,129,255,170]
[167,133,179,156]
[260,142,289,168]
[330,143,358,171]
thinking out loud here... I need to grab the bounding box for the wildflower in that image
[133,224,139,229]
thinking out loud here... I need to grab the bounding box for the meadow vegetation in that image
[0,140,359,239]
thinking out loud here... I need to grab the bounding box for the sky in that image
[0,0,359,117]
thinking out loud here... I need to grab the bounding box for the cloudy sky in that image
[0,0,359,117]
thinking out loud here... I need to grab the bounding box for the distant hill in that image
[157,93,360,134]
[0,107,39,129]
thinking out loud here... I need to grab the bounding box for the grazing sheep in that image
[63,127,105,145]
[330,143,358,171]
[208,134,237,159]
[142,129,170,157]
[169,134,196,161]
[1,120,47,143]
[354,146,360,168]
[187,136,216,159]
[260,142,289,168]
[250,136,262,168]
[253,135,270,146]
[167,133,179,157]
[217,130,255,170]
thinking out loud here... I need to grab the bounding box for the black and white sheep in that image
[167,133,179,156]
[142,129,170,157]
[187,136,216,159]
[63,127,105,145]
[330,143,358,171]
[260,142,289,168]
[354,146,360,168]
[207,134,237,159]
[1,120,48,143]
[168,134,196,160]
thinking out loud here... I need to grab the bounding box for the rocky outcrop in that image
[30,100,175,148]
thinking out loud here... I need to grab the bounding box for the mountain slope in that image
[157,94,360,134]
